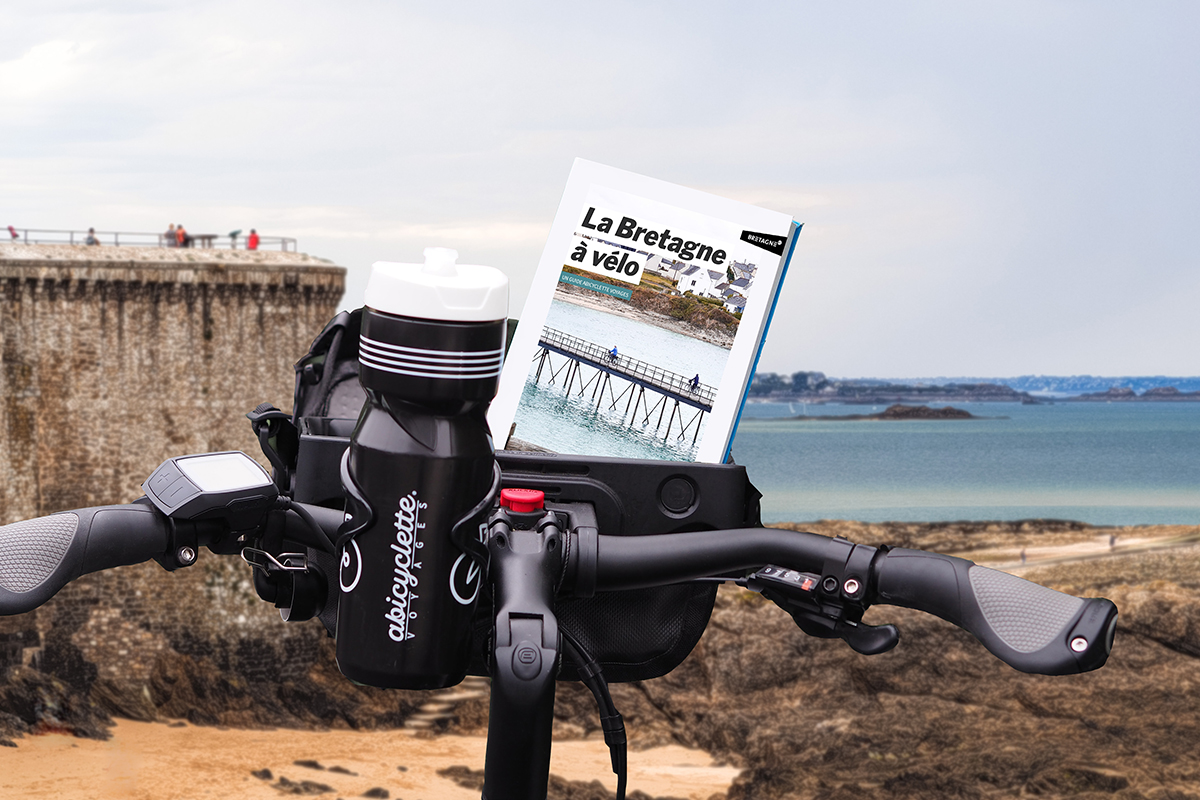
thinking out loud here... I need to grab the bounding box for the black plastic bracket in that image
[247,403,299,492]
[153,518,200,572]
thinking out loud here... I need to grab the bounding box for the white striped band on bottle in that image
[359,335,504,380]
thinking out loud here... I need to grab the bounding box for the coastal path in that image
[969,526,1200,573]
[532,326,716,443]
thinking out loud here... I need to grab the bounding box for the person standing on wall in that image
[247,229,260,250]
[84,227,100,246]
[164,223,176,247]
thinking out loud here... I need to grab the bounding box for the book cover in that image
[489,159,800,463]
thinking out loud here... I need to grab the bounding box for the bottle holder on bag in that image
[257,310,762,682]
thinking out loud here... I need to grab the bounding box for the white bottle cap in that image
[363,247,509,322]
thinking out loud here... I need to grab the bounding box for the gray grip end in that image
[0,514,79,594]
[966,565,1116,674]
[874,549,1116,674]
[968,566,1084,653]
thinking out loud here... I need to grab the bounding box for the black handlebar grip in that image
[873,548,1117,675]
[0,505,171,616]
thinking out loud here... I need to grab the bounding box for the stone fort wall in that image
[0,247,344,522]
[0,247,426,736]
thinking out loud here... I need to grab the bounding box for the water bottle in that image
[336,247,508,689]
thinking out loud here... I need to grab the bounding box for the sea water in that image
[509,303,1199,525]
[734,401,1200,525]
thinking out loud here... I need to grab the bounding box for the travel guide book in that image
[489,158,801,464]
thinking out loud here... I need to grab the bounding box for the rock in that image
[783,403,978,421]
[1025,766,1130,794]
[435,765,686,800]
[294,760,325,770]
[89,678,158,722]
[361,789,389,798]
[877,403,973,419]
[0,665,112,740]
[275,776,335,795]
[437,766,482,791]
[251,768,273,780]
[614,533,1200,800]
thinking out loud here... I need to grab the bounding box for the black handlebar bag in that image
[264,310,762,683]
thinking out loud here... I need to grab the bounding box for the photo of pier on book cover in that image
[489,159,800,464]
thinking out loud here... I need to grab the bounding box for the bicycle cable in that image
[272,497,336,554]
[561,628,627,800]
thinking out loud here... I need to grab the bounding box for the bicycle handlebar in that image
[593,528,1116,675]
[873,548,1116,675]
[0,502,1117,675]
[0,500,334,616]
[595,527,832,589]
[0,504,172,615]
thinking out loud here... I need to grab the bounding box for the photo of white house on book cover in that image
[489,159,801,464]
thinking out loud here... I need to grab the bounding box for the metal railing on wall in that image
[3,227,298,252]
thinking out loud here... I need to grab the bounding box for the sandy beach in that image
[0,720,739,800]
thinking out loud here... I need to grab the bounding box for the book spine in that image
[723,221,803,463]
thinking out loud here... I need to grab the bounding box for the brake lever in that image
[748,565,900,656]
[782,604,899,655]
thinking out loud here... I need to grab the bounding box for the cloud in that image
[2,1,1197,376]
[0,39,94,101]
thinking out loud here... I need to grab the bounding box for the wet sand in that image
[0,720,740,800]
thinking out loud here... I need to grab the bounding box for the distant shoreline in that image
[750,394,1200,404]
[753,402,998,422]
[749,371,1200,403]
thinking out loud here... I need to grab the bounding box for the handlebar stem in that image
[483,510,567,800]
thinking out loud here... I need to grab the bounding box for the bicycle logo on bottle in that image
[449,521,489,605]
[339,539,363,592]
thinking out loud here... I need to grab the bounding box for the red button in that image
[500,487,545,513]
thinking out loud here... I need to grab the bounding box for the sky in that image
[2,1,1197,379]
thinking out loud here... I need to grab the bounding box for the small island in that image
[789,403,979,421]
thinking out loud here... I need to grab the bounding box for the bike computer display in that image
[143,451,279,524]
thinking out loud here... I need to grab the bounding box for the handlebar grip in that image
[0,504,171,616]
[873,548,1117,675]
